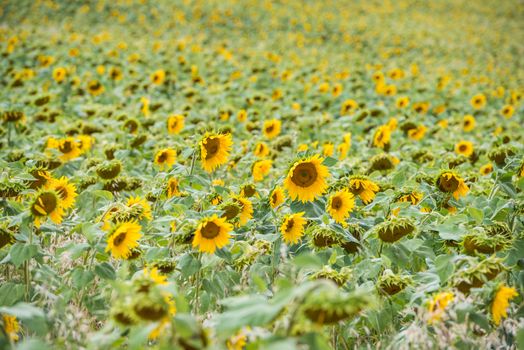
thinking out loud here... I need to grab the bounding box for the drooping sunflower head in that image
[105,221,142,260]
[166,177,181,198]
[462,229,511,255]
[269,186,286,209]
[126,196,152,221]
[192,215,233,254]
[96,160,122,180]
[348,175,380,204]
[200,132,233,172]
[280,212,307,244]
[284,155,330,202]
[326,189,355,224]
[368,153,398,173]
[0,223,16,249]
[377,270,412,296]
[488,145,516,166]
[375,217,416,243]
[436,171,469,199]
[310,266,352,286]
[46,176,77,209]
[240,183,257,198]
[30,190,64,227]
[232,196,253,227]
[452,256,505,294]
[154,148,177,170]
[27,168,53,190]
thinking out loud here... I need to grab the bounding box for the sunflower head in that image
[154,148,177,170]
[200,132,233,172]
[348,175,380,204]
[462,229,511,255]
[192,215,233,254]
[375,217,416,243]
[269,186,286,209]
[326,189,355,224]
[488,145,516,166]
[280,212,307,244]
[436,171,469,199]
[284,155,330,202]
[105,221,142,259]
[377,270,412,296]
[46,176,77,209]
[452,257,505,294]
[0,223,16,249]
[30,190,64,227]
[310,266,352,286]
[368,153,397,173]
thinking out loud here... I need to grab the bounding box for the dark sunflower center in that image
[291,162,317,187]
[56,185,68,200]
[59,141,73,153]
[331,196,343,210]
[459,145,467,152]
[285,218,294,232]
[439,175,459,192]
[266,125,274,133]
[34,192,57,215]
[465,121,470,126]
[113,232,127,247]
[204,138,220,159]
[222,204,239,220]
[201,222,220,239]
[157,151,168,163]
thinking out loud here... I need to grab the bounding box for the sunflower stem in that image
[24,223,34,301]
[188,148,197,186]
[194,252,203,316]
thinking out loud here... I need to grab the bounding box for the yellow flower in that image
[126,196,152,221]
[254,142,270,158]
[58,137,82,161]
[280,212,306,244]
[412,102,430,114]
[337,142,349,160]
[322,143,334,157]
[167,114,185,135]
[105,221,142,259]
[87,80,104,96]
[407,125,427,141]
[237,109,248,122]
[428,292,454,323]
[144,267,168,286]
[154,149,177,170]
[234,196,253,227]
[326,189,355,224]
[500,105,514,118]
[480,163,493,176]
[166,177,181,198]
[45,176,77,209]
[348,177,379,204]
[332,83,343,97]
[470,93,487,109]
[52,67,67,83]
[437,119,448,128]
[340,99,358,115]
[462,115,476,132]
[193,215,233,254]
[284,155,330,202]
[437,171,469,200]
[252,159,272,182]
[373,125,391,149]
[270,186,285,209]
[395,96,410,109]
[200,133,233,172]
[492,285,518,325]
[455,140,474,157]
[227,329,248,350]
[151,69,166,85]
[30,190,65,227]
[2,314,20,342]
[263,119,281,139]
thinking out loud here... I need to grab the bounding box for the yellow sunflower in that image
[270,186,285,209]
[470,93,486,109]
[154,149,177,170]
[436,171,469,200]
[427,292,454,324]
[263,119,282,139]
[462,115,476,132]
[46,176,77,209]
[200,133,233,172]
[407,125,427,141]
[234,196,253,227]
[52,67,67,83]
[337,142,349,160]
[87,80,104,96]
[284,155,330,202]
[326,189,355,224]
[455,140,474,157]
[151,69,166,85]
[237,109,248,122]
[480,163,493,176]
[340,99,358,115]
[166,177,181,198]
[252,159,272,182]
[373,125,391,149]
[500,105,514,118]
[58,137,81,161]
[2,314,20,342]
[280,212,307,244]
[348,176,380,204]
[192,215,233,254]
[126,196,152,221]
[395,96,409,109]
[105,221,142,259]
[491,284,518,326]
[254,142,270,158]
[30,190,65,227]
[167,114,184,135]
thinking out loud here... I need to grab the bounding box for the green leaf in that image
[322,157,337,167]
[292,253,323,269]
[94,262,116,280]
[467,207,484,224]
[0,283,25,306]
[0,303,48,335]
[14,339,52,350]
[433,254,455,284]
[71,267,95,289]
[9,243,39,267]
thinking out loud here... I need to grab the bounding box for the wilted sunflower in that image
[262,119,281,139]
[326,189,355,224]
[46,176,77,209]
[192,215,233,254]
[167,114,184,135]
[252,159,272,182]
[269,186,285,209]
[280,212,307,244]
[436,171,469,199]
[348,176,379,204]
[30,190,65,227]
[284,155,329,202]
[455,140,474,157]
[154,149,177,170]
[166,177,181,198]
[105,221,142,259]
[200,132,233,172]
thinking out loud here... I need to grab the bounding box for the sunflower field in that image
[1,0,524,349]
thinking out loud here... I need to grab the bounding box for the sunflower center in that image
[222,204,240,220]
[459,145,467,152]
[157,151,168,163]
[331,196,343,210]
[113,232,127,247]
[291,162,318,187]
[201,222,220,239]
[285,218,294,232]
[59,141,73,153]
[56,185,68,200]
[266,125,274,133]
[204,138,220,159]
[35,192,58,215]
[439,174,459,192]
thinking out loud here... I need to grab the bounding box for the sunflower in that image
[322,143,334,157]
[462,114,475,131]
[373,125,390,149]
[154,149,177,170]
[491,284,518,325]
[397,191,423,205]
[2,314,20,342]
[167,114,184,135]
[337,142,349,160]
[454,140,474,157]
[470,93,486,109]
[46,176,77,209]
[227,330,248,350]
[166,177,181,198]
[284,155,329,202]
[427,292,454,323]
[30,190,65,227]
[200,132,233,172]
[192,215,233,254]
[108,66,123,81]
[252,159,272,182]
[280,212,306,244]
[326,189,355,224]
[270,186,285,209]
[87,80,104,96]
[105,221,142,259]
[348,176,379,204]
[480,163,493,176]
[500,105,514,118]
[263,119,281,139]
[407,125,427,140]
[237,109,248,122]
[52,67,67,83]
[340,99,358,115]
[234,196,253,226]
[254,142,270,158]
[58,137,81,161]
[126,196,152,221]
[151,69,166,85]
[436,171,469,200]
